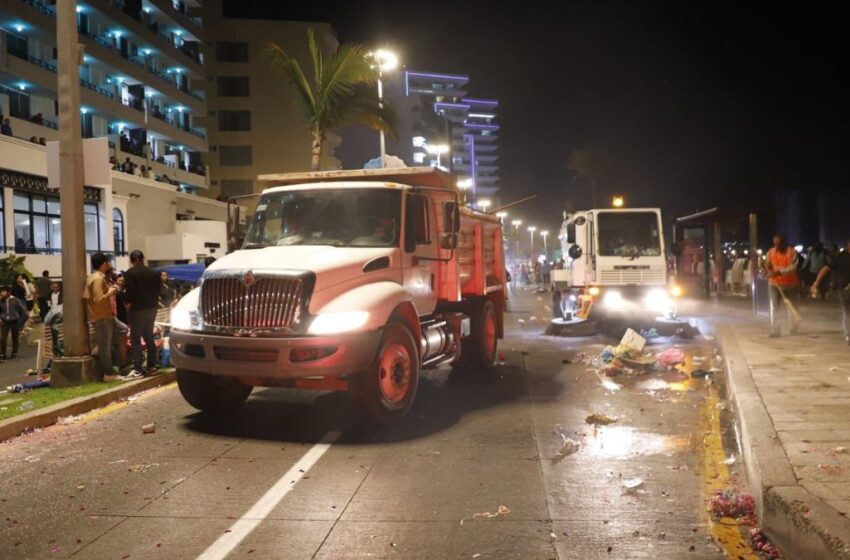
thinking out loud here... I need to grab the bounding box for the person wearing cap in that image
[123,250,162,378]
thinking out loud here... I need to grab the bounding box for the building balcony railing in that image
[20,0,54,17]
[80,78,116,100]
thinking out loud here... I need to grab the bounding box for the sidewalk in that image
[715,297,850,559]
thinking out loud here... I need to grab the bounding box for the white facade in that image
[0,134,227,276]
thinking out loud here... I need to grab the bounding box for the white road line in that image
[196,430,341,560]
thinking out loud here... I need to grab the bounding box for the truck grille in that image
[200,276,303,328]
[600,269,665,285]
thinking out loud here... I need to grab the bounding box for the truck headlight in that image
[670,285,683,298]
[602,290,624,308]
[308,311,370,335]
[170,308,193,330]
[588,286,601,296]
[645,288,673,313]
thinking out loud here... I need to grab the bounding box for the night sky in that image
[224,1,848,235]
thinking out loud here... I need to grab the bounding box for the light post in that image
[53,0,94,385]
[541,230,549,260]
[495,211,507,222]
[426,144,449,169]
[371,49,398,168]
[478,198,491,213]
[511,220,522,262]
[528,226,536,258]
[612,195,624,208]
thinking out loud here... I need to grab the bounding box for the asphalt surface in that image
[0,289,750,559]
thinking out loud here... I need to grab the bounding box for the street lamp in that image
[512,220,522,262]
[371,49,398,168]
[528,226,536,257]
[541,230,549,258]
[425,143,449,169]
[612,195,624,208]
[478,198,491,213]
[495,211,507,222]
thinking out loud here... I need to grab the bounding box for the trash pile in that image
[750,528,783,559]
[707,489,757,525]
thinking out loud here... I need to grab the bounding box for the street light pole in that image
[53,0,94,385]
[511,220,522,262]
[377,71,386,168]
[371,50,398,169]
[541,230,549,259]
[528,226,536,258]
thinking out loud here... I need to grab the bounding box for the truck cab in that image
[553,207,683,335]
[169,168,506,423]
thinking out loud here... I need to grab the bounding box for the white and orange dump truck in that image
[169,167,506,423]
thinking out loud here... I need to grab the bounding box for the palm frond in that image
[317,44,378,118]
[325,85,397,139]
[264,42,318,124]
[306,28,323,93]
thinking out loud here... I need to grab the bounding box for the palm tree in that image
[568,147,609,207]
[265,29,396,171]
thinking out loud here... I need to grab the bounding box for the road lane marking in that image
[699,379,759,559]
[196,430,341,560]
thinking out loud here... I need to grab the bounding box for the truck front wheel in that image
[177,369,253,413]
[349,322,420,424]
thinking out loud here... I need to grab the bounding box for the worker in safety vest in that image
[765,234,801,337]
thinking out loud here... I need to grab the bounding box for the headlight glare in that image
[308,311,370,335]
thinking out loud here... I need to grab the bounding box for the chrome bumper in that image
[169,329,382,379]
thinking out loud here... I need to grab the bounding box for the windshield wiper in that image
[242,242,266,250]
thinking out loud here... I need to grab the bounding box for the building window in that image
[216,41,249,63]
[220,179,254,196]
[219,145,253,166]
[217,76,250,97]
[84,203,100,253]
[218,110,251,131]
[13,192,62,254]
[113,208,125,255]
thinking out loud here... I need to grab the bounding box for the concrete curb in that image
[0,371,176,443]
[717,325,850,560]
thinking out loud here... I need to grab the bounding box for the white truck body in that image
[553,208,678,321]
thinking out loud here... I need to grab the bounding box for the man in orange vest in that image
[766,234,801,337]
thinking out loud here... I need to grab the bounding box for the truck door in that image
[402,191,439,316]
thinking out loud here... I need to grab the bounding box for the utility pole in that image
[52,0,94,386]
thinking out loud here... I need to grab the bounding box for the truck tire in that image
[349,322,419,425]
[177,369,253,413]
[456,299,498,370]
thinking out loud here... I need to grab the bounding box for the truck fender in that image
[311,282,420,335]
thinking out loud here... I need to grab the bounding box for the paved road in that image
[0,290,751,559]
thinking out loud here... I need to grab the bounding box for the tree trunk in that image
[311,129,322,171]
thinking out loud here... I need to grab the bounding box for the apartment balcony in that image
[147,0,203,34]
[110,135,208,189]
[85,0,204,74]
[2,0,205,110]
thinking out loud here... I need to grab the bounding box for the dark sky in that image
[224,1,849,234]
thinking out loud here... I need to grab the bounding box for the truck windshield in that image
[597,212,662,257]
[244,188,402,248]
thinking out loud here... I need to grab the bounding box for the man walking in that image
[812,238,850,345]
[35,270,52,322]
[84,253,120,381]
[0,285,28,360]
[123,250,162,377]
[766,234,802,337]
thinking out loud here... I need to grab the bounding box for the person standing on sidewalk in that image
[811,238,850,345]
[123,250,161,378]
[0,286,28,360]
[35,270,52,322]
[766,234,802,337]
[84,253,121,381]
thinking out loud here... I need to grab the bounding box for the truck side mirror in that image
[440,233,458,250]
[443,201,460,233]
[568,245,583,260]
[574,216,587,226]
